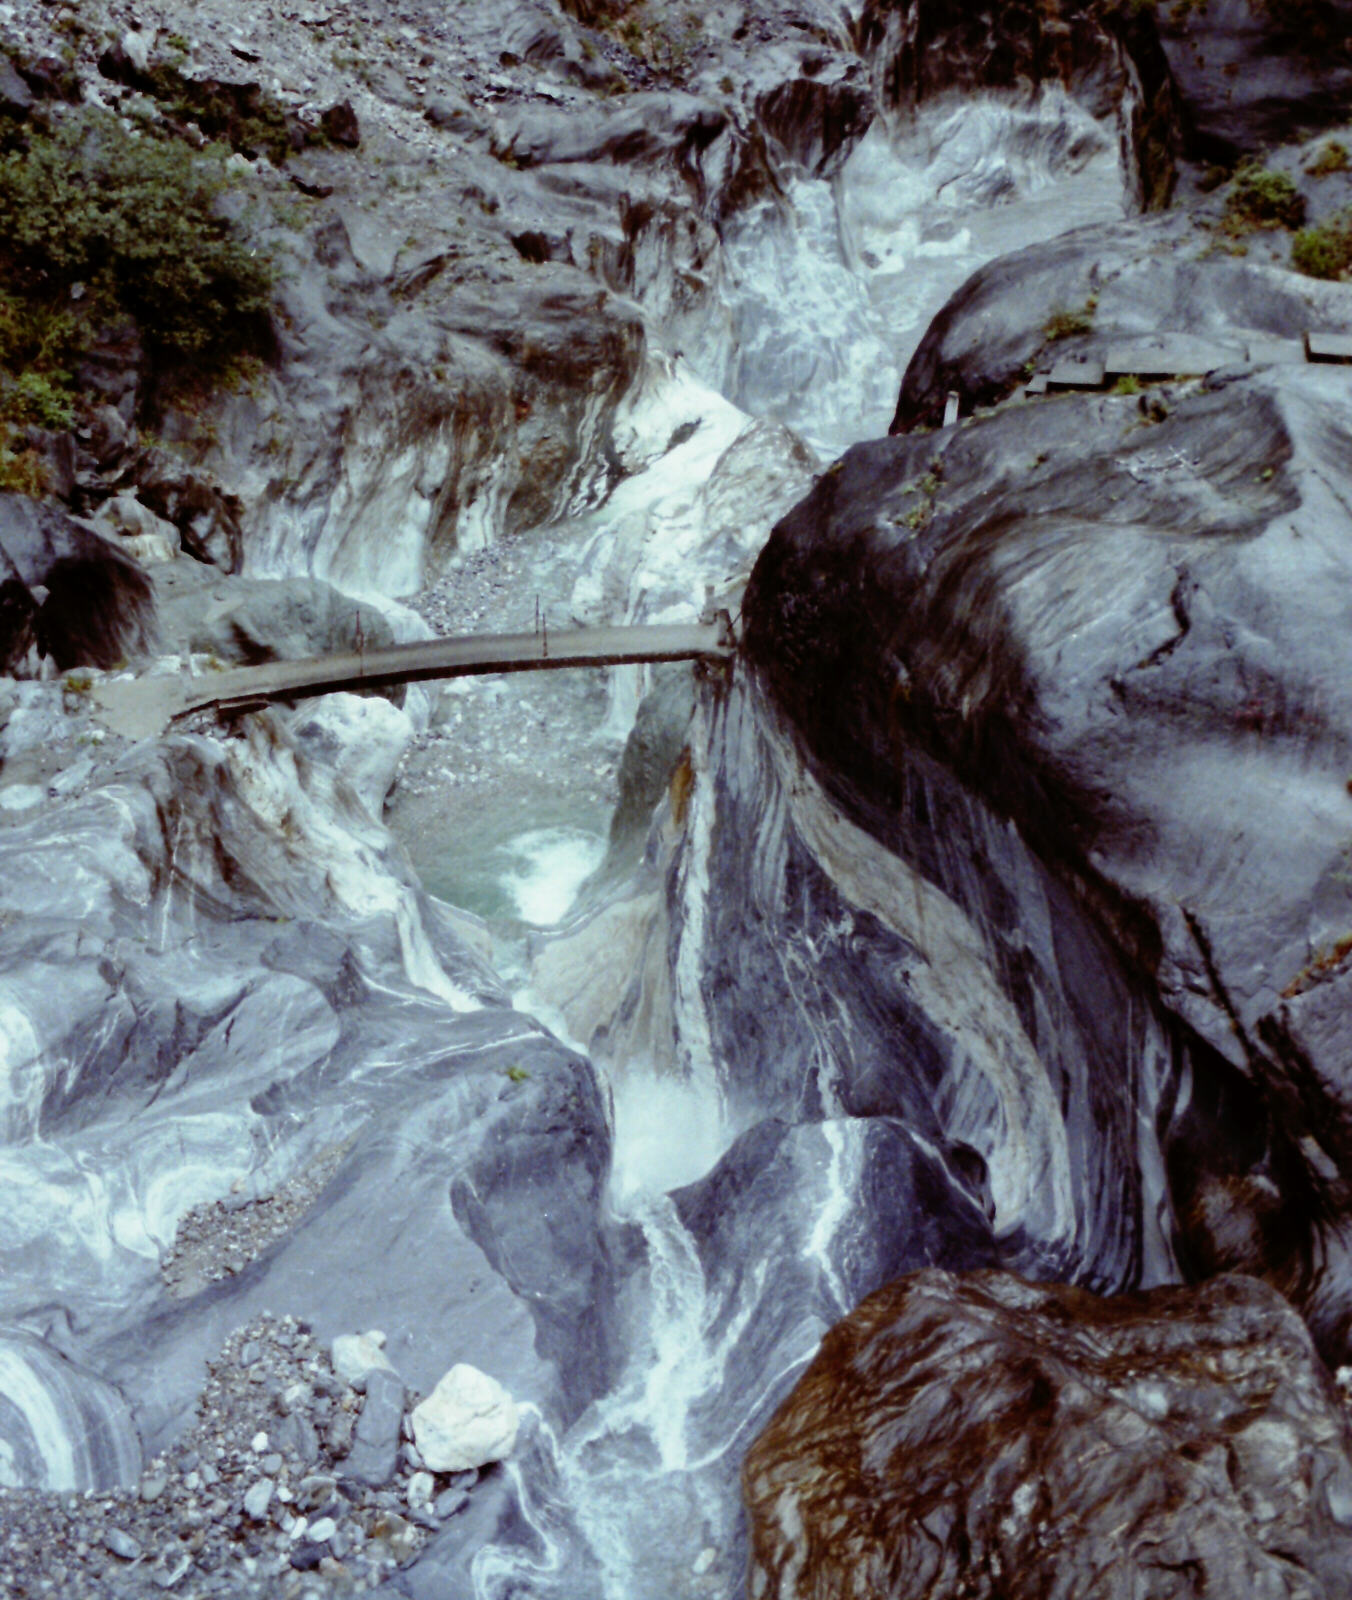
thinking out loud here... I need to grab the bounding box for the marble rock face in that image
[744,1269,1352,1600]
[892,209,1352,430]
[744,362,1352,1357]
[0,702,619,1496]
[856,0,1180,207]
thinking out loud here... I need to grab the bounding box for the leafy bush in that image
[1223,163,1306,231]
[1291,212,1352,280]
[2,370,76,428]
[0,110,275,368]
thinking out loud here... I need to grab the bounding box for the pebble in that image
[251,1431,270,1453]
[309,1515,338,1541]
[407,1470,433,1507]
[140,1472,167,1502]
[244,1479,275,1520]
[434,1486,469,1519]
[105,1527,141,1560]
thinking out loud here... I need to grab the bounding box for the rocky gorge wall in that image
[3,1,1352,1598]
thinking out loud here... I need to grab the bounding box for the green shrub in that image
[1291,212,1352,280]
[0,440,44,494]
[1111,374,1142,395]
[2,369,77,428]
[0,111,275,368]
[1223,163,1306,231]
[1306,140,1350,177]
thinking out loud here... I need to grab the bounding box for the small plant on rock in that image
[1223,162,1306,232]
[1292,211,1352,279]
[1043,296,1098,340]
[1305,140,1350,177]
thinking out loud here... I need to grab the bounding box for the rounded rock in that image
[410,1365,519,1473]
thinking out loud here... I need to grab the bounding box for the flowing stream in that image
[382,88,1129,1598]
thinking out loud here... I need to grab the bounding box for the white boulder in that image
[410,1364,519,1472]
[331,1331,396,1388]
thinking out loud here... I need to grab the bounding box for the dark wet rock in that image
[753,68,876,178]
[340,1368,406,1488]
[0,570,38,675]
[745,363,1352,1355]
[0,493,155,671]
[1158,0,1352,163]
[321,99,361,149]
[745,1270,1352,1600]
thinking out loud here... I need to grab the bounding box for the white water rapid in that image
[382,89,1129,1599]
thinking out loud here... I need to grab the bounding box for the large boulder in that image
[745,360,1352,1355]
[745,1269,1352,1599]
[410,1364,520,1472]
[891,210,1349,430]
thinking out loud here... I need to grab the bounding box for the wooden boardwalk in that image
[90,618,735,741]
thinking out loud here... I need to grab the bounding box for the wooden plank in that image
[1047,360,1105,391]
[1306,331,1352,364]
[1103,337,1240,378]
[1244,337,1306,366]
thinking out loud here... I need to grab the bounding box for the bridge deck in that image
[90,619,735,741]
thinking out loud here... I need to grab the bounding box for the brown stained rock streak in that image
[744,1269,1352,1599]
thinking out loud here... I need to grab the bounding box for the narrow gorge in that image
[3,1,1352,1597]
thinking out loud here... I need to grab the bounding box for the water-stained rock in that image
[745,1269,1352,1600]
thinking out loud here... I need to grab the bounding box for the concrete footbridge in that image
[90,616,736,742]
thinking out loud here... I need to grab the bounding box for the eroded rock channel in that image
[3,1,1352,1597]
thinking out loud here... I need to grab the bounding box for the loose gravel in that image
[1,1315,483,1600]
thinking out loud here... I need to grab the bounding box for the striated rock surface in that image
[745,1269,1352,1600]
[6,0,1352,1594]
[746,359,1352,1355]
